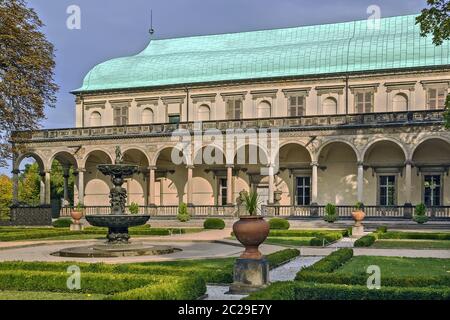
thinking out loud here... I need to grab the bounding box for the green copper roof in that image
[75,15,450,93]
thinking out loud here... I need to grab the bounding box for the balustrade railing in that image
[12,109,444,142]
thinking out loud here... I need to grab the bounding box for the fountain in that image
[53,146,178,258]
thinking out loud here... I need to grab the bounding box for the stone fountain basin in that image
[85,215,150,228]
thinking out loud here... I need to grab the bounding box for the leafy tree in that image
[0,0,58,167]
[417,1,450,128]
[18,163,40,205]
[0,174,12,219]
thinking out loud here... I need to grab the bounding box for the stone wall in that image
[10,206,52,226]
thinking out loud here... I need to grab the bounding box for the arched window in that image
[392,93,408,112]
[89,111,102,127]
[322,97,337,115]
[197,104,211,121]
[141,108,154,124]
[257,100,271,118]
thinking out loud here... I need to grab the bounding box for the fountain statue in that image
[53,146,178,257]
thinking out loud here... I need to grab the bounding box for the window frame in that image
[422,174,443,207]
[218,178,228,206]
[354,90,374,114]
[226,98,243,120]
[113,105,129,126]
[295,176,311,206]
[426,86,448,110]
[288,95,306,117]
[377,174,397,206]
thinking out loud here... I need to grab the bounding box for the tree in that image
[0,0,58,167]
[416,1,450,128]
[18,162,40,205]
[0,174,12,219]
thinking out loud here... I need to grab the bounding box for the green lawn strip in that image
[264,237,314,247]
[380,231,450,240]
[0,290,107,300]
[245,281,450,300]
[372,239,450,249]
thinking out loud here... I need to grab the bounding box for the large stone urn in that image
[70,207,84,231]
[233,216,270,259]
[351,203,365,237]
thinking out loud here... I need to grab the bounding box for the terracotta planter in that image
[233,216,270,260]
[71,210,84,225]
[352,210,365,226]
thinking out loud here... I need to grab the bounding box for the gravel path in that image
[204,255,322,300]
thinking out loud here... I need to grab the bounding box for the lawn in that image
[263,237,314,247]
[372,239,450,249]
[335,255,450,277]
[0,248,299,300]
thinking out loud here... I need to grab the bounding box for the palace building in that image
[10,14,450,219]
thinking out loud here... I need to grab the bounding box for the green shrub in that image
[380,231,450,240]
[246,281,450,300]
[268,229,347,238]
[52,218,72,228]
[129,202,139,215]
[354,234,377,247]
[309,232,343,246]
[266,249,300,268]
[177,203,190,222]
[297,249,353,275]
[323,203,338,223]
[203,218,225,230]
[268,218,290,230]
[413,203,429,224]
[376,226,388,233]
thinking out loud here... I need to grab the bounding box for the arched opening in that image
[257,100,271,118]
[363,140,406,206]
[122,149,150,206]
[317,142,358,205]
[412,138,450,207]
[197,104,211,121]
[89,111,102,127]
[392,93,408,112]
[276,143,313,206]
[84,150,113,206]
[141,108,154,124]
[15,153,45,207]
[322,97,337,115]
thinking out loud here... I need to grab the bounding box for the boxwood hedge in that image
[268,218,290,230]
[203,218,226,230]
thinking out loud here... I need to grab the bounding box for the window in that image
[355,91,374,113]
[198,105,211,121]
[226,99,242,120]
[289,96,305,117]
[141,108,154,124]
[113,106,128,125]
[296,176,311,205]
[168,114,180,124]
[379,175,396,206]
[219,178,227,205]
[89,111,102,127]
[427,87,447,110]
[257,100,271,118]
[322,97,337,115]
[424,175,441,206]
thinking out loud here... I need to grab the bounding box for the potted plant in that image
[129,202,139,215]
[71,202,85,225]
[413,203,429,224]
[323,203,338,223]
[232,191,270,260]
[352,202,365,226]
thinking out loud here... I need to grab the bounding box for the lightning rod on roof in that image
[149,9,155,36]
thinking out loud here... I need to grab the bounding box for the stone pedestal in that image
[352,225,364,238]
[228,258,269,294]
[70,223,84,231]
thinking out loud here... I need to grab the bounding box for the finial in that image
[149,9,155,36]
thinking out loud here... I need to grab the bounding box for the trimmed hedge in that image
[380,231,450,240]
[245,281,450,300]
[309,232,343,246]
[203,218,225,230]
[52,218,72,228]
[354,234,378,247]
[297,249,353,275]
[268,230,346,238]
[268,218,290,230]
[266,249,300,268]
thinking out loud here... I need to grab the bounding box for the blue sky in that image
[2,0,427,174]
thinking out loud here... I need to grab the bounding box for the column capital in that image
[225,164,234,169]
[147,166,157,171]
[357,161,364,167]
[186,165,195,170]
[11,169,20,175]
[310,161,319,167]
[404,160,414,166]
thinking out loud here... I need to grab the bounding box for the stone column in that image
[44,170,51,205]
[357,161,364,204]
[404,160,413,205]
[226,165,234,205]
[77,168,85,205]
[186,165,194,205]
[39,172,45,205]
[63,166,70,205]
[12,169,19,205]
[311,161,319,205]
[148,166,156,205]
[268,166,275,204]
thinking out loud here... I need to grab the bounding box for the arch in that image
[153,146,190,167]
[412,136,450,163]
[48,151,79,170]
[278,140,314,163]
[193,145,226,166]
[141,108,154,124]
[15,152,45,171]
[316,139,360,162]
[361,138,408,163]
[89,111,102,127]
[322,97,337,115]
[80,149,113,169]
[233,144,269,166]
[257,100,271,118]
[392,93,408,112]
[197,104,211,121]
[122,147,151,167]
